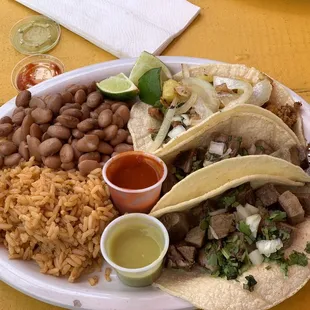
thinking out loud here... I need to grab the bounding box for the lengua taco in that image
[128,63,306,156]
[149,159,310,310]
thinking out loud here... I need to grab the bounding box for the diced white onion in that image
[175,92,198,115]
[203,160,213,167]
[172,116,182,122]
[247,79,272,107]
[236,205,251,221]
[245,214,261,238]
[149,98,178,152]
[249,249,264,266]
[213,76,253,109]
[168,125,186,139]
[256,239,283,257]
[209,141,226,156]
[181,114,191,126]
[209,226,219,240]
[244,203,259,215]
[209,209,227,216]
[222,147,232,158]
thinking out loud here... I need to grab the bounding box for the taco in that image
[128,63,306,156]
[143,105,309,203]
[150,158,310,310]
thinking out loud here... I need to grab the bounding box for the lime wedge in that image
[138,67,162,105]
[129,51,172,86]
[96,73,139,100]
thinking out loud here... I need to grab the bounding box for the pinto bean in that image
[0,123,13,137]
[97,141,113,155]
[98,110,113,128]
[29,97,46,108]
[126,135,133,145]
[88,129,105,139]
[114,143,133,153]
[115,105,130,124]
[0,141,17,156]
[12,128,23,146]
[24,108,34,115]
[87,81,97,94]
[62,108,83,119]
[111,152,119,157]
[61,91,74,103]
[101,155,110,164]
[72,128,84,139]
[40,124,50,133]
[0,116,12,125]
[43,155,62,169]
[95,103,110,115]
[46,93,63,114]
[20,114,34,142]
[31,108,53,124]
[66,84,82,95]
[61,162,75,171]
[16,90,31,107]
[111,102,123,113]
[86,92,103,108]
[112,113,124,128]
[77,118,98,132]
[75,135,99,152]
[59,103,81,114]
[39,138,62,157]
[47,125,71,140]
[26,136,41,161]
[102,124,118,141]
[74,89,87,104]
[18,141,29,160]
[79,152,101,163]
[78,160,101,176]
[56,115,79,128]
[81,104,90,120]
[110,129,128,146]
[90,111,98,119]
[13,107,24,116]
[12,110,25,125]
[4,153,21,167]
[71,139,83,161]
[41,132,51,142]
[59,144,74,163]
[30,123,43,140]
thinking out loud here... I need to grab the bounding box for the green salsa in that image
[109,225,161,269]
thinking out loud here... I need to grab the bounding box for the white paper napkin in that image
[16,0,200,58]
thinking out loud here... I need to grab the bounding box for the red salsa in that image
[106,154,163,190]
[16,61,63,91]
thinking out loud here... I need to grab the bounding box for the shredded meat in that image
[148,107,164,121]
[215,83,235,94]
[264,102,301,128]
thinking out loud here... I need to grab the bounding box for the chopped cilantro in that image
[265,265,272,270]
[223,264,239,280]
[238,221,252,237]
[305,242,310,254]
[207,253,218,266]
[256,145,265,151]
[220,195,236,208]
[280,262,289,277]
[264,250,288,276]
[268,211,287,222]
[175,174,184,181]
[237,136,243,143]
[232,201,240,208]
[243,275,257,292]
[288,251,308,267]
[200,217,210,230]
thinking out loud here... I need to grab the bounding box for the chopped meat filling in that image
[255,184,279,207]
[148,107,164,120]
[185,226,206,248]
[278,191,305,225]
[264,102,301,128]
[208,213,235,239]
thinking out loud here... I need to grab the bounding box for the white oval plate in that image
[0,57,309,310]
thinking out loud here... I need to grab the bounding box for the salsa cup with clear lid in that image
[11,54,64,91]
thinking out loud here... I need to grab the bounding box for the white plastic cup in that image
[100,213,169,287]
[102,151,167,214]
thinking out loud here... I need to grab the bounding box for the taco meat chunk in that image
[278,191,305,225]
[264,101,301,128]
[255,184,280,207]
[167,245,195,270]
[176,245,197,264]
[160,212,190,243]
[185,226,206,248]
[295,194,310,215]
[237,184,256,205]
[276,222,297,249]
[208,213,235,239]
[289,145,309,170]
[174,149,196,174]
[162,172,178,195]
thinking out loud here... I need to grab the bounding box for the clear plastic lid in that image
[10,15,61,55]
[11,54,65,91]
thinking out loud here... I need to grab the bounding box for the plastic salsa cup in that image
[11,54,64,91]
[100,213,169,287]
[102,151,167,214]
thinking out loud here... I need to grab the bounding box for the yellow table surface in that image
[0,0,310,309]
